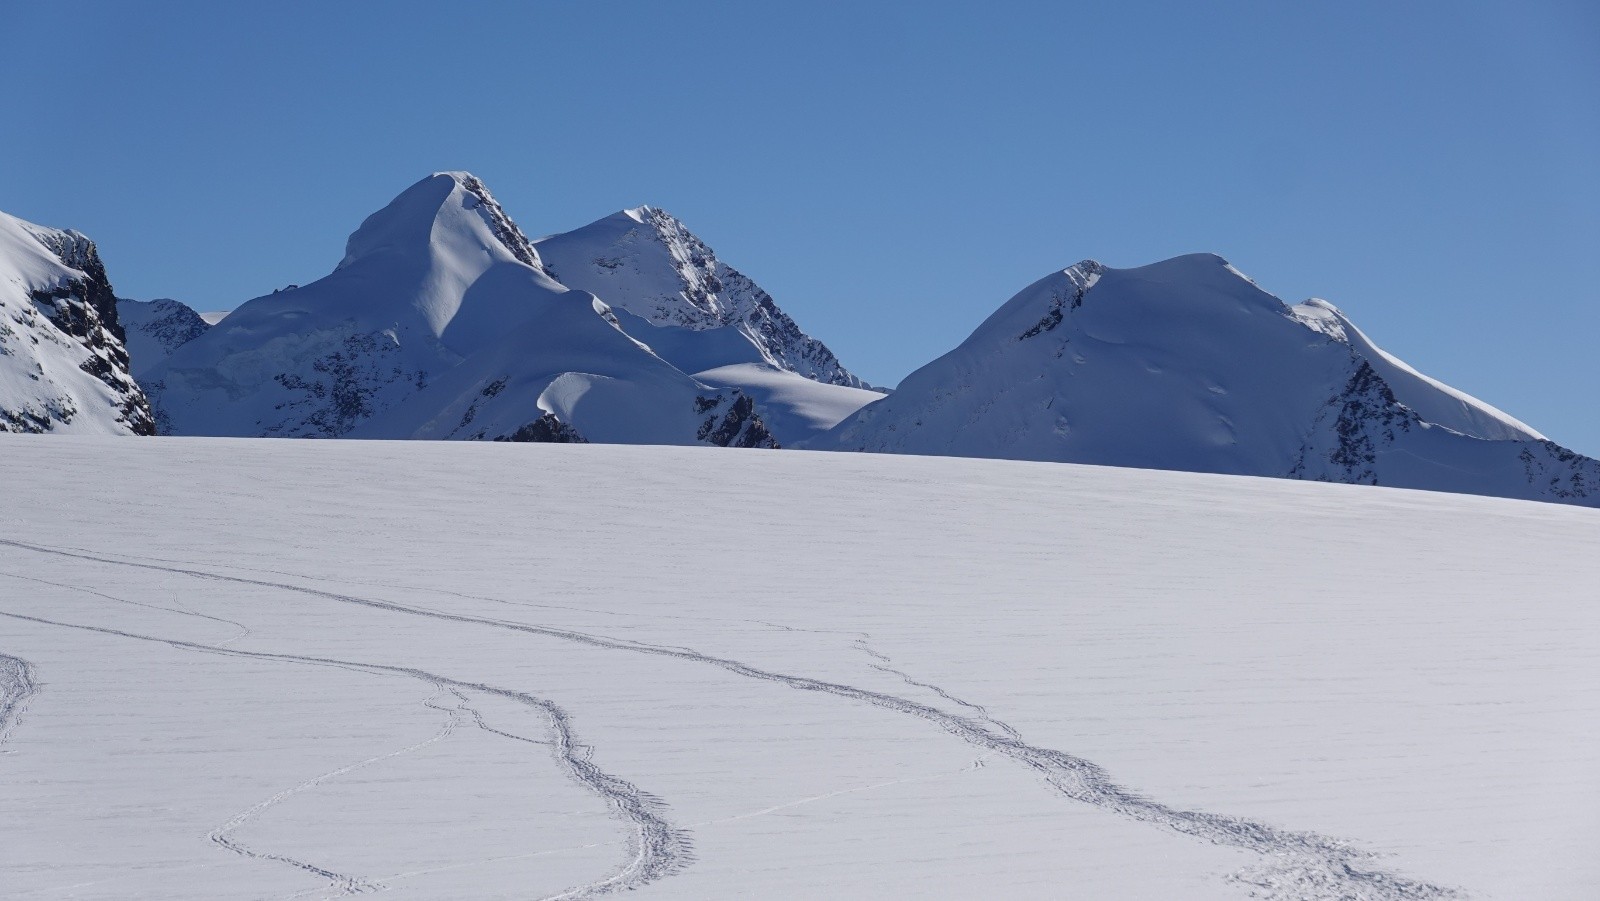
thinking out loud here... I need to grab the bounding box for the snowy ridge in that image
[0,209,152,434]
[535,206,868,388]
[814,253,1600,507]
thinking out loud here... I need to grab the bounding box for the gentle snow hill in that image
[115,297,210,377]
[0,209,151,434]
[1,436,1596,900]
[812,254,1600,507]
[139,173,785,447]
[534,206,870,389]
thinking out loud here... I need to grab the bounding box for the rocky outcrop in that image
[495,412,587,443]
[1,210,153,435]
[697,391,780,449]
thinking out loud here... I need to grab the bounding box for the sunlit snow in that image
[3,436,1595,899]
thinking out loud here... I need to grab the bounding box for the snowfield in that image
[2,436,1597,900]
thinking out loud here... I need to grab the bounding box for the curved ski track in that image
[0,537,1457,900]
[0,595,687,900]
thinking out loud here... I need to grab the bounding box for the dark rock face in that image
[457,174,546,272]
[23,231,154,435]
[1518,440,1600,500]
[1019,261,1102,341]
[264,331,427,438]
[1291,361,1415,485]
[697,391,780,449]
[495,412,587,443]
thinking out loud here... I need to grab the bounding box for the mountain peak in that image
[338,172,545,273]
[534,205,867,388]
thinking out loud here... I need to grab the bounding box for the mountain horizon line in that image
[3,169,1596,508]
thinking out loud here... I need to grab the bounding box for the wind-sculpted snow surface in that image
[3,437,1597,898]
[813,254,1600,507]
[0,535,1449,900]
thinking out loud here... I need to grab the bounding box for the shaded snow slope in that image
[692,362,884,443]
[116,297,210,377]
[140,174,779,448]
[535,207,868,388]
[2,436,1596,899]
[0,210,152,434]
[815,254,1599,506]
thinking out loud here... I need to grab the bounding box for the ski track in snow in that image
[208,683,468,898]
[0,569,251,645]
[0,565,689,901]
[0,536,1459,900]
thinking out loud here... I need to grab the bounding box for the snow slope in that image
[139,174,782,447]
[813,254,1600,506]
[0,210,152,434]
[535,207,869,389]
[115,297,210,376]
[2,436,1596,900]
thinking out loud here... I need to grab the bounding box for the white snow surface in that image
[814,254,1599,506]
[2,435,1597,900]
[0,210,145,434]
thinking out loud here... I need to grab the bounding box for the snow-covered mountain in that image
[813,253,1600,507]
[116,297,210,376]
[141,173,876,446]
[139,173,810,447]
[0,210,152,435]
[535,206,870,389]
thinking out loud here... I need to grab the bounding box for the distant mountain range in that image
[3,172,1595,506]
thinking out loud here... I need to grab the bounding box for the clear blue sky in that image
[4,1,1597,451]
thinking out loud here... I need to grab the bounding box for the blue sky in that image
[4,1,1598,451]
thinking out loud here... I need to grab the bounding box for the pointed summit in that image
[140,172,578,437]
[535,206,867,388]
[338,171,547,275]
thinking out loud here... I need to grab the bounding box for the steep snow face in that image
[116,298,210,377]
[534,207,868,389]
[1287,298,1542,442]
[815,254,1600,507]
[141,174,779,448]
[0,209,152,435]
